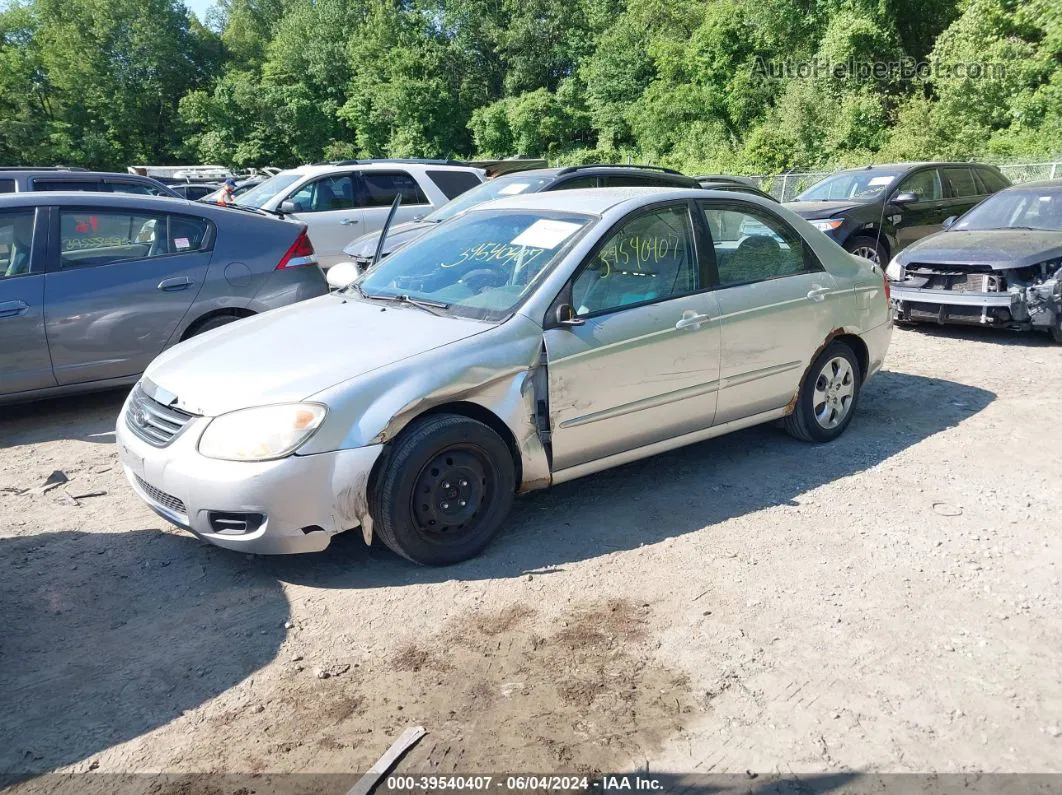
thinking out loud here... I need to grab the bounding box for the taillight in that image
[276,229,316,270]
[882,268,891,303]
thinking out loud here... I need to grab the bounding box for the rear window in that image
[33,179,104,192]
[977,168,1010,193]
[426,170,481,200]
[109,181,169,197]
[0,179,15,194]
[359,171,429,207]
[943,167,979,198]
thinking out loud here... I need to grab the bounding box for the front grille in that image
[907,263,996,293]
[125,383,196,447]
[134,474,187,517]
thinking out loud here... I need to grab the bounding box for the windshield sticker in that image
[174,237,190,250]
[450,241,546,269]
[511,219,583,249]
[497,183,530,196]
[868,176,893,186]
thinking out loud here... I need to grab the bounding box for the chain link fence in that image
[749,161,1062,201]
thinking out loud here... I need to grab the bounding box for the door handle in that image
[0,300,29,318]
[339,218,359,226]
[806,286,831,302]
[158,277,193,291]
[675,311,710,329]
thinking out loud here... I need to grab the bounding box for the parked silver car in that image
[0,193,327,403]
[116,188,893,565]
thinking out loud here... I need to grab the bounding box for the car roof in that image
[473,186,752,215]
[1000,179,1062,191]
[281,161,481,177]
[0,192,291,223]
[833,161,1002,174]
[0,168,158,179]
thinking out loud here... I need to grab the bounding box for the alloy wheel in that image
[813,356,856,429]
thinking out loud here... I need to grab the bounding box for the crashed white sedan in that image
[117,188,892,565]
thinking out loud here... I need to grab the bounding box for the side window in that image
[32,180,104,192]
[168,215,212,253]
[0,179,15,194]
[896,169,942,202]
[943,167,979,198]
[109,181,166,196]
[603,175,678,188]
[571,204,696,316]
[700,202,812,287]
[555,176,599,189]
[59,208,169,269]
[357,171,429,207]
[287,174,356,213]
[977,167,1009,194]
[0,210,36,279]
[425,170,481,200]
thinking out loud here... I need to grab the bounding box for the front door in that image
[891,167,947,251]
[284,173,364,268]
[698,200,838,424]
[545,202,721,472]
[44,206,211,385]
[0,208,55,395]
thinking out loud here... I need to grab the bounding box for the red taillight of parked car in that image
[883,268,891,303]
[276,229,316,270]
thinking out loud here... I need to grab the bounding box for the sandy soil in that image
[1,324,1060,786]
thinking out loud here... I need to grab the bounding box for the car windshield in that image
[424,173,555,223]
[795,169,905,202]
[353,209,594,321]
[235,173,302,208]
[953,188,1062,231]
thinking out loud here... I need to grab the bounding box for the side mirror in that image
[554,303,585,327]
[942,215,958,230]
[280,200,300,214]
[891,191,919,205]
[326,261,360,290]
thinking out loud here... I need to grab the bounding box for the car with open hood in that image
[116,187,892,565]
[785,162,1010,265]
[887,180,1062,342]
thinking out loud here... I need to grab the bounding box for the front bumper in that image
[116,397,383,555]
[890,284,1017,309]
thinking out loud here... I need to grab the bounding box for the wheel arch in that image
[180,307,255,341]
[785,328,870,416]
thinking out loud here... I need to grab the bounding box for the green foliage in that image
[0,0,1060,173]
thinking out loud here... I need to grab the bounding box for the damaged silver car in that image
[116,188,892,565]
[887,180,1062,342]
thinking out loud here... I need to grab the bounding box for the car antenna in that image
[372,193,402,268]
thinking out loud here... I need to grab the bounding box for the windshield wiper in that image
[362,292,449,315]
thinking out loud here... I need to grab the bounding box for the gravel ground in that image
[1,324,1060,784]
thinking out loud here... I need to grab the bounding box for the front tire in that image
[784,341,862,443]
[370,414,515,565]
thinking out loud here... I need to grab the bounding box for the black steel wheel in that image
[370,414,515,565]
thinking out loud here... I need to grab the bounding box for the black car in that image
[695,175,778,202]
[342,164,699,268]
[785,162,1011,265]
[171,182,220,201]
[0,167,181,198]
[887,180,1062,342]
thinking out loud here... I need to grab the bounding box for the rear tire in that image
[369,414,515,566]
[784,341,862,443]
[844,235,887,266]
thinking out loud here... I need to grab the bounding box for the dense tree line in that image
[1,0,1059,174]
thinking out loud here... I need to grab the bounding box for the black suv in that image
[342,164,699,267]
[784,162,1011,264]
[0,167,180,198]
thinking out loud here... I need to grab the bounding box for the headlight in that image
[885,257,905,281]
[809,218,844,233]
[198,403,327,461]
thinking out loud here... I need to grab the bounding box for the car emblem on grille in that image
[132,406,148,428]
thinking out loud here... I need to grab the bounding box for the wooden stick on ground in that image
[346,725,428,795]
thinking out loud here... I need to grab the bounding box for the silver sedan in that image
[116,188,893,565]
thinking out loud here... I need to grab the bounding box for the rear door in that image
[43,206,213,385]
[356,171,433,239]
[283,172,363,268]
[0,207,55,395]
[941,166,988,219]
[699,199,837,424]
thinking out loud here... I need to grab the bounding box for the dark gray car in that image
[0,192,328,403]
[0,167,181,197]
[888,180,1062,342]
[341,165,699,269]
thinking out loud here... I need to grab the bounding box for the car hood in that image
[784,200,866,219]
[343,221,436,259]
[896,229,1062,269]
[144,294,492,416]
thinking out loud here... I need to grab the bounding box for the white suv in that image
[235,160,483,268]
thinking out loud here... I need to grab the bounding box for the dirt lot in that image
[1,324,1061,785]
